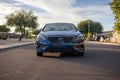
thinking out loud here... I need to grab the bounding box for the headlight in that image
[76,35,84,40]
[74,34,84,40]
[36,35,46,41]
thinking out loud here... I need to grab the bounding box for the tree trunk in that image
[18,34,23,41]
[18,26,24,41]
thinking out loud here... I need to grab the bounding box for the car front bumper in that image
[36,40,84,53]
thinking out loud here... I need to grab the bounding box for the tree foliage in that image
[15,27,20,33]
[6,9,38,41]
[0,25,10,33]
[77,19,103,37]
[109,0,120,33]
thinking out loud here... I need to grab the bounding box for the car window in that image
[43,23,77,32]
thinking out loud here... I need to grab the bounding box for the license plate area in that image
[53,43,66,46]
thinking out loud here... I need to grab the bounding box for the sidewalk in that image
[88,41,120,46]
[0,39,35,51]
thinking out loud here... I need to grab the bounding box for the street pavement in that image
[0,42,120,80]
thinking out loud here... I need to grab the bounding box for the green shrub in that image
[1,36,7,40]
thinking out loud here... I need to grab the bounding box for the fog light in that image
[73,46,81,51]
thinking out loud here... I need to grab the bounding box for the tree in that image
[6,9,38,41]
[109,0,120,33]
[0,25,10,33]
[77,19,103,37]
[0,25,10,40]
[15,27,20,33]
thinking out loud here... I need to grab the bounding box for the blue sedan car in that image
[36,23,85,56]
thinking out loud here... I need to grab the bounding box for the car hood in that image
[40,31,81,37]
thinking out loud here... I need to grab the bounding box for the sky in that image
[0,0,114,31]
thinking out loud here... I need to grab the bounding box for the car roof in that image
[46,22,75,25]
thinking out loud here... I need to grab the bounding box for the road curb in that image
[0,42,35,52]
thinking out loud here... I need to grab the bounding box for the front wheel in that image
[36,52,43,56]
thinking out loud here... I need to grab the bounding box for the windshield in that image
[43,23,77,32]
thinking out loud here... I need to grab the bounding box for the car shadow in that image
[42,52,85,58]
[60,52,83,58]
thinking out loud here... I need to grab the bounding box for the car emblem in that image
[58,37,64,42]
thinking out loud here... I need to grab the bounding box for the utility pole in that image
[82,17,90,40]
[87,19,90,40]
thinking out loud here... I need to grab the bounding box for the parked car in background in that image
[36,23,85,56]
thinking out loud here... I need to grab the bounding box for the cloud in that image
[0,0,114,31]
[0,1,21,24]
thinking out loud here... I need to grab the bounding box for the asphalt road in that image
[0,42,120,80]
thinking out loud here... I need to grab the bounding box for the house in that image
[96,31,112,42]
[0,32,20,39]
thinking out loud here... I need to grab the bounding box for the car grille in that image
[47,37,74,43]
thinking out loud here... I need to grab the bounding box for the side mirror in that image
[79,29,83,33]
[37,29,42,33]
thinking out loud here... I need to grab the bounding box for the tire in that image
[77,52,84,56]
[36,52,43,56]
